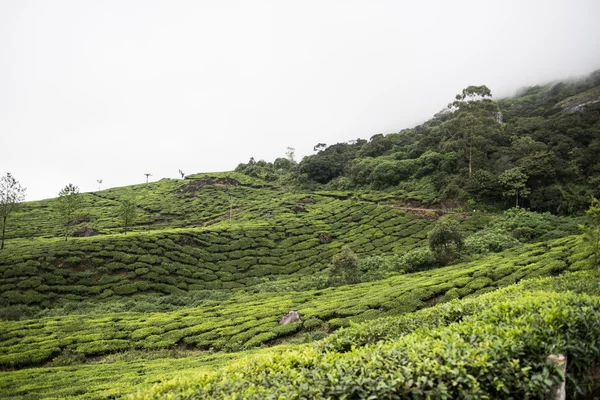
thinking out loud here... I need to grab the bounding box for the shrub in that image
[493,208,555,242]
[428,219,463,265]
[393,247,436,273]
[464,230,521,254]
[328,246,360,286]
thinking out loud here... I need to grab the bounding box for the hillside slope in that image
[1,70,599,400]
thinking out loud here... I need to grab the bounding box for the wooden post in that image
[547,354,567,400]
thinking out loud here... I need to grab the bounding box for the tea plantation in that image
[0,173,598,399]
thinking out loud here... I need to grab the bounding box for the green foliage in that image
[130,279,600,399]
[499,167,530,207]
[328,246,360,285]
[393,247,436,272]
[428,219,463,265]
[579,197,600,267]
[492,207,556,242]
[464,230,521,254]
[3,69,600,399]
[0,172,26,250]
[118,198,137,233]
[56,183,83,241]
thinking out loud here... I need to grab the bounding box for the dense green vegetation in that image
[237,70,600,214]
[1,70,599,399]
[132,271,600,399]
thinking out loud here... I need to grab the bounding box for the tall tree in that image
[443,85,502,179]
[0,173,26,250]
[56,184,83,241]
[118,198,137,234]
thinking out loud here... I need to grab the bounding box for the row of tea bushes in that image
[1,197,450,307]
[0,235,593,369]
[132,283,600,399]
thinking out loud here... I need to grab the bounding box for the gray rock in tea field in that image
[291,204,307,213]
[279,311,301,325]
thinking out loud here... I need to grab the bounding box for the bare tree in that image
[0,173,26,250]
[178,169,185,179]
[97,179,103,190]
[144,173,152,183]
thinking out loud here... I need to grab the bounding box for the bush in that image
[393,247,436,273]
[133,289,600,399]
[428,219,463,265]
[328,246,360,286]
[464,230,521,254]
[493,208,555,242]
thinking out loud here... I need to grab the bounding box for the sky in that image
[1,0,600,201]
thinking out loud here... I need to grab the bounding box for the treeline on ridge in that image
[236,70,600,214]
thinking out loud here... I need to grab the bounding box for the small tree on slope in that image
[56,184,83,241]
[328,246,360,286]
[118,198,137,234]
[0,173,26,250]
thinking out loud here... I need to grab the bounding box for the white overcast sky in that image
[2,0,600,201]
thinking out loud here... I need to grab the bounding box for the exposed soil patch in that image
[175,178,240,195]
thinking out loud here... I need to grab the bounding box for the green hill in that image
[1,70,600,399]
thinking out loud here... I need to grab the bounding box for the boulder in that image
[279,311,301,325]
[291,204,307,213]
[318,232,332,244]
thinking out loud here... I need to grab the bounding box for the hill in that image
[1,70,599,399]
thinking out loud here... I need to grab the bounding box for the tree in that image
[96,179,103,190]
[579,197,600,267]
[444,85,502,179]
[178,169,185,179]
[118,198,137,234]
[0,173,26,250]
[428,219,463,265]
[144,173,152,183]
[286,147,296,162]
[56,184,83,241]
[328,246,360,286]
[499,167,530,207]
[313,143,327,152]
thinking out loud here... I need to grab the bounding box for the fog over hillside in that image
[1,0,600,200]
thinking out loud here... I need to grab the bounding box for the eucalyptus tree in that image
[443,85,502,179]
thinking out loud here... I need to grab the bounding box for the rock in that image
[318,232,332,244]
[279,311,301,325]
[70,227,99,237]
[300,197,315,204]
[291,204,307,213]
